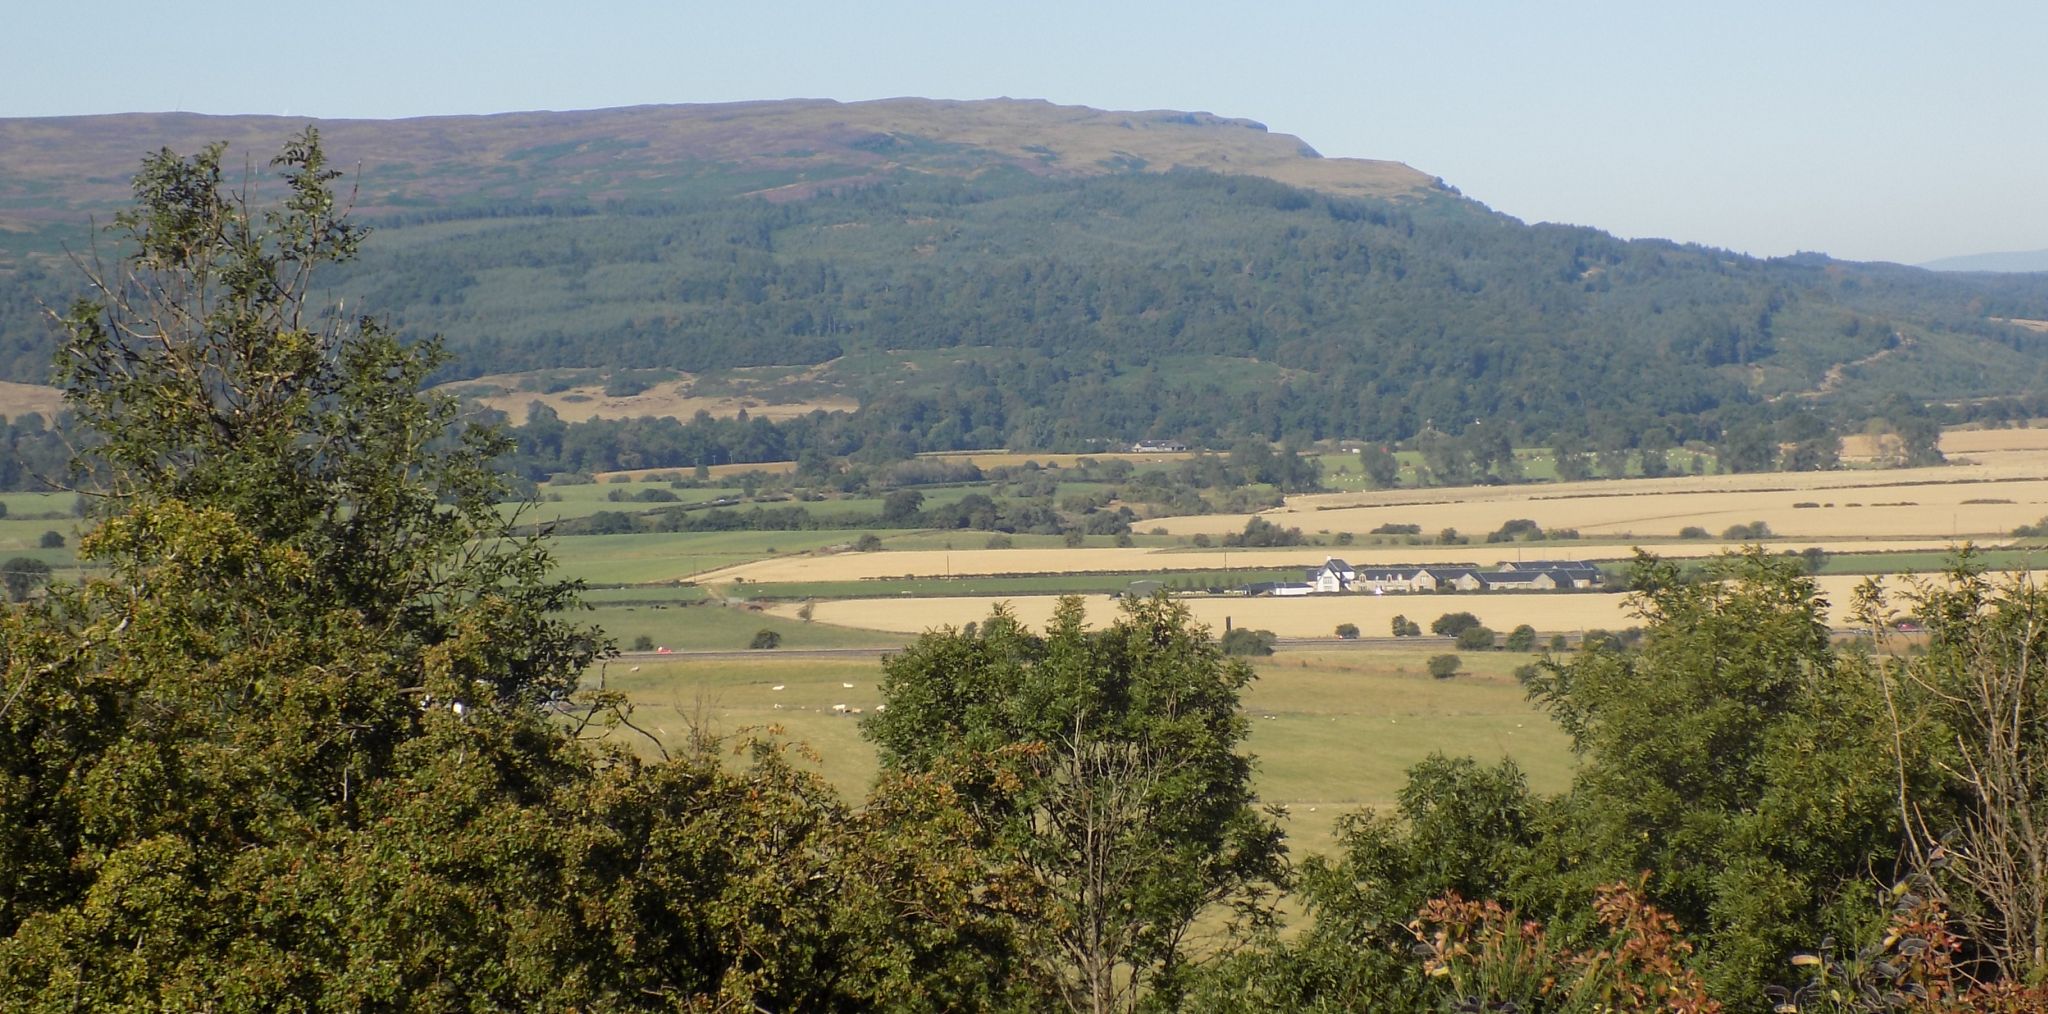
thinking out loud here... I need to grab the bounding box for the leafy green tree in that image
[864,597,1286,1012]
[35,530,61,549]
[1518,550,1923,1003]
[881,488,925,522]
[0,131,1026,1011]
[1427,654,1463,678]
[1551,435,1593,483]
[749,628,782,649]
[1335,622,1360,639]
[1359,444,1401,488]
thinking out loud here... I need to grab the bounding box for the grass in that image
[515,482,745,522]
[545,530,855,584]
[587,601,901,653]
[598,645,1573,857]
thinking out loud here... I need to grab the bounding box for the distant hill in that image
[4,98,2048,450]
[1921,249,2048,273]
[0,98,1435,244]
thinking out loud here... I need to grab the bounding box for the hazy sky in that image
[8,1,2040,264]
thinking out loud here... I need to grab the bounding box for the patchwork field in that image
[767,571,2035,638]
[696,538,1971,586]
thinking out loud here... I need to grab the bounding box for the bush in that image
[1370,522,1422,535]
[1335,623,1360,639]
[1486,518,1543,543]
[749,629,782,650]
[1392,614,1422,637]
[38,530,64,549]
[1504,624,1537,652]
[1456,625,1498,650]
[1431,611,1482,636]
[1191,533,1212,548]
[1721,520,1774,540]
[1427,654,1462,678]
[1678,525,1711,539]
[630,634,655,652]
[853,533,885,552]
[1220,628,1277,656]
[984,533,1014,549]
[1063,530,1085,548]
[1549,633,1570,653]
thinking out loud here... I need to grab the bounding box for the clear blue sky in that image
[9,1,2041,265]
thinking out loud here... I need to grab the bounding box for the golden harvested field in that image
[914,450,1197,469]
[1148,461,2048,540]
[1941,427,2048,455]
[0,380,62,418]
[698,538,1969,584]
[443,372,856,424]
[769,572,2048,637]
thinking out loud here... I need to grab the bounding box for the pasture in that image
[595,648,1574,856]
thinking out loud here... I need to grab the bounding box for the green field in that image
[598,646,1573,857]
[587,602,901,653]
[516,481,745,522]
[545,530,855,584]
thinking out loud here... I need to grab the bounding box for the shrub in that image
[1220,628,1277,656]
[854,533,884,552]
[630,634,655,652]
[1678,525,1711,539]
[38,530,64,549]
[1721,520,1774,540]
[1431,611,1482,636]
[1486,518,1544,543]
[1427,654,1462,678]
[1335,623,1360,639]
[1456,625,1498,650]
[1371,522,1422,535]
[1191,533,1212,548]
[1504,624,1537,652]
[749,629,782,650]
[1549,633,1570,653]
[1392,614,1422,637]
[984,534,1014,549]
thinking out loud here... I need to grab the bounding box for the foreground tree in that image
[0,132,1029,1010]
[1871,559,2048,986]
[865,597,1286,1013]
